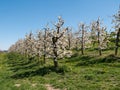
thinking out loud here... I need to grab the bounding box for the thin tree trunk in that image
[53,46,58,68]
[43,54,46,64]
[81,25,84,55]
[67,30,71,50]
[52,37,58,68]
[43,29,47,64]
[115,46,118,55]
[115,28,120,55]
[98,31,102,56]
[99,48,102,56]
[96,18,102,56]
[53,56,58,68]
[81,40,84,55]
[75,41,78,50]
[68,37,71,50]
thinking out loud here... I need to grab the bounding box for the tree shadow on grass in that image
[10,61,40,72]
[66,54,94,63]
[11,66,66,79]
[8,56,66,79]
[76,54,120,66]
[6,53,66,79]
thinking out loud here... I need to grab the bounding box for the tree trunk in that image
[99,48,102,56]
[43,29,47,64]
[75,41,78,50]
[53,47,58,68]
[115,28,120,55]
[81,47,84,55]
[81,26,84,55]
[68,37,71,50]
[53,57,58,68]
[43,54,46,64]
[52,36,58,68]
[98,31,102,56]
[81,39,84,55]
[81,37,84,55]
[115,46,118,55]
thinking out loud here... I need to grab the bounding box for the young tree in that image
[66,27,73,50]
[24,32,36,59]
[96,18,102,55]
[90,21,98,47]
[74,32,80,50]
[79,23,86,55]
[34,30,43,62]
[34,28,50,63]
[90,18,107,56]
[113,7,120,55]
[43,28,47,63]
[42,26,51,64]
[77,23,90,55]
[49,16,68,68]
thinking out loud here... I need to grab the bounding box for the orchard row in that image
[9,8,120,67]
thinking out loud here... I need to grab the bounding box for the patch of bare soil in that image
[45,84,60,90]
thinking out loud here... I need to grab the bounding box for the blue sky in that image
[0,0,119,50]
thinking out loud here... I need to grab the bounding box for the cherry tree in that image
[23,32,36,59]
[8,39,25,54]
[66,28,73,50]
[48,16,72,68]
[35,27,51,63]
[73,32,81,50]
[90,18,107,55]
[34,30,44,62]
[76,23,91,55]
[112,7,120,55]
[90,21,98,47]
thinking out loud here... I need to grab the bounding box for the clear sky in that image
[0,0,119,50]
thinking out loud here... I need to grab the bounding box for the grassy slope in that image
[0,49,120,90]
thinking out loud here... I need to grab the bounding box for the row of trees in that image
[9,17,72,67]
[8,8,120,68]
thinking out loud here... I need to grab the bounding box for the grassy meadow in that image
[0,49,120,90]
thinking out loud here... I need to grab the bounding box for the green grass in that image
[0,49,120,90]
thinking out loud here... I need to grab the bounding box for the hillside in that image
[0,49,120,90]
